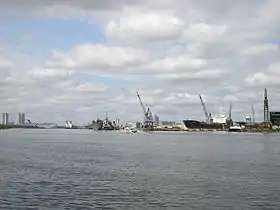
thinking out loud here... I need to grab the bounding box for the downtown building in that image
[1,113,9,125]
[154,114,160,126]
[18,113,26,124]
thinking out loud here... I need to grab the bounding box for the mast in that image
[199,94,210,123]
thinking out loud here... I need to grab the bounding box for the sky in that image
[1,0,280,125]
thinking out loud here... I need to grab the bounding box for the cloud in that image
[1,0,280,125]
[241,43,278,56]
[106,11,185,43]
[245,62,280,87]
[47,44,150,73]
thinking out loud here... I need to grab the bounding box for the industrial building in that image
[162,121,176,126]
[270,112,280,126]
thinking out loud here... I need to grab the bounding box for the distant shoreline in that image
[1,126,279,134]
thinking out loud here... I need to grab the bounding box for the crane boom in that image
[228,103,232,120]
[199,94,209,123]
[136,91,147,116]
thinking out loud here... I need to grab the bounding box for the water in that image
[1,129,280,209]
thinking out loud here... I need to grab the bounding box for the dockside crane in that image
[228,103,232,120]
[226,103,233,127]
[251,104,255,124]
[199,94,211,123]
[136,91,154,128]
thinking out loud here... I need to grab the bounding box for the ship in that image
[65,121,73,129]
[90,115,119,131]
[183,114,228,131]
[183,95,233,131]
[228,123,242,132]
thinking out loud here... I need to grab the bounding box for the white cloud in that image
[147,55,208,72]
[47,44,150,72]
[241,43,278,56]
[106,12,185,43]
[76,83,107,92]
[245,61,280,87]
[157,68,228,80]
[183,23,227,42]
[222,94,239,102]
[29,68,74,79]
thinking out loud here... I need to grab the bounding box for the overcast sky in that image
[1,0,280,125]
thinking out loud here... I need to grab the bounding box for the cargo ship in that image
[183,94,233,131]
[183,114,228,131]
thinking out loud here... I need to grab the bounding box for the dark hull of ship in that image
[183,120,225,130]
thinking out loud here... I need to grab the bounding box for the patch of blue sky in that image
[0,16,105,52]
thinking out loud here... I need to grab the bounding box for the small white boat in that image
[121,127,139,134]
[65,121,73,129]
[228,124,242,132]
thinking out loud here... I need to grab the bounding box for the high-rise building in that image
[18,113,26,124]
[21,113,25,124]
[154,114,160,126]
[18,113,22,124]
[2,113,9,125]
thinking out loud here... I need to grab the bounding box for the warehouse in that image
[270,112,280,125]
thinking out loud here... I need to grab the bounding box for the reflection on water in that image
[1,129,280,209]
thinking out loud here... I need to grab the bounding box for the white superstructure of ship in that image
[211,113,228,124]
[65,121,73,129]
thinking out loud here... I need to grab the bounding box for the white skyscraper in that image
[18,113,26,124]
[154,114,160,126]
[2,113,9,125]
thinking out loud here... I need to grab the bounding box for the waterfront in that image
[1,129,280,209]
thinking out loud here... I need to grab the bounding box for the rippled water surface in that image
[1,129,280,209]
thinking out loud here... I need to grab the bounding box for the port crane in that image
[136,91,154,128]
[251,104,255,124]
[228,103,232,120]
[226,103,233,127]
[199,94,211,123]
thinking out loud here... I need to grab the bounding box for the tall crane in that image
[199,94,210,123]
[228,103,232,120]
[264,88,269,122]
[226,103,233,128]
[136,91,147,117]
[251,104,255,124]
[136,91,154,128]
